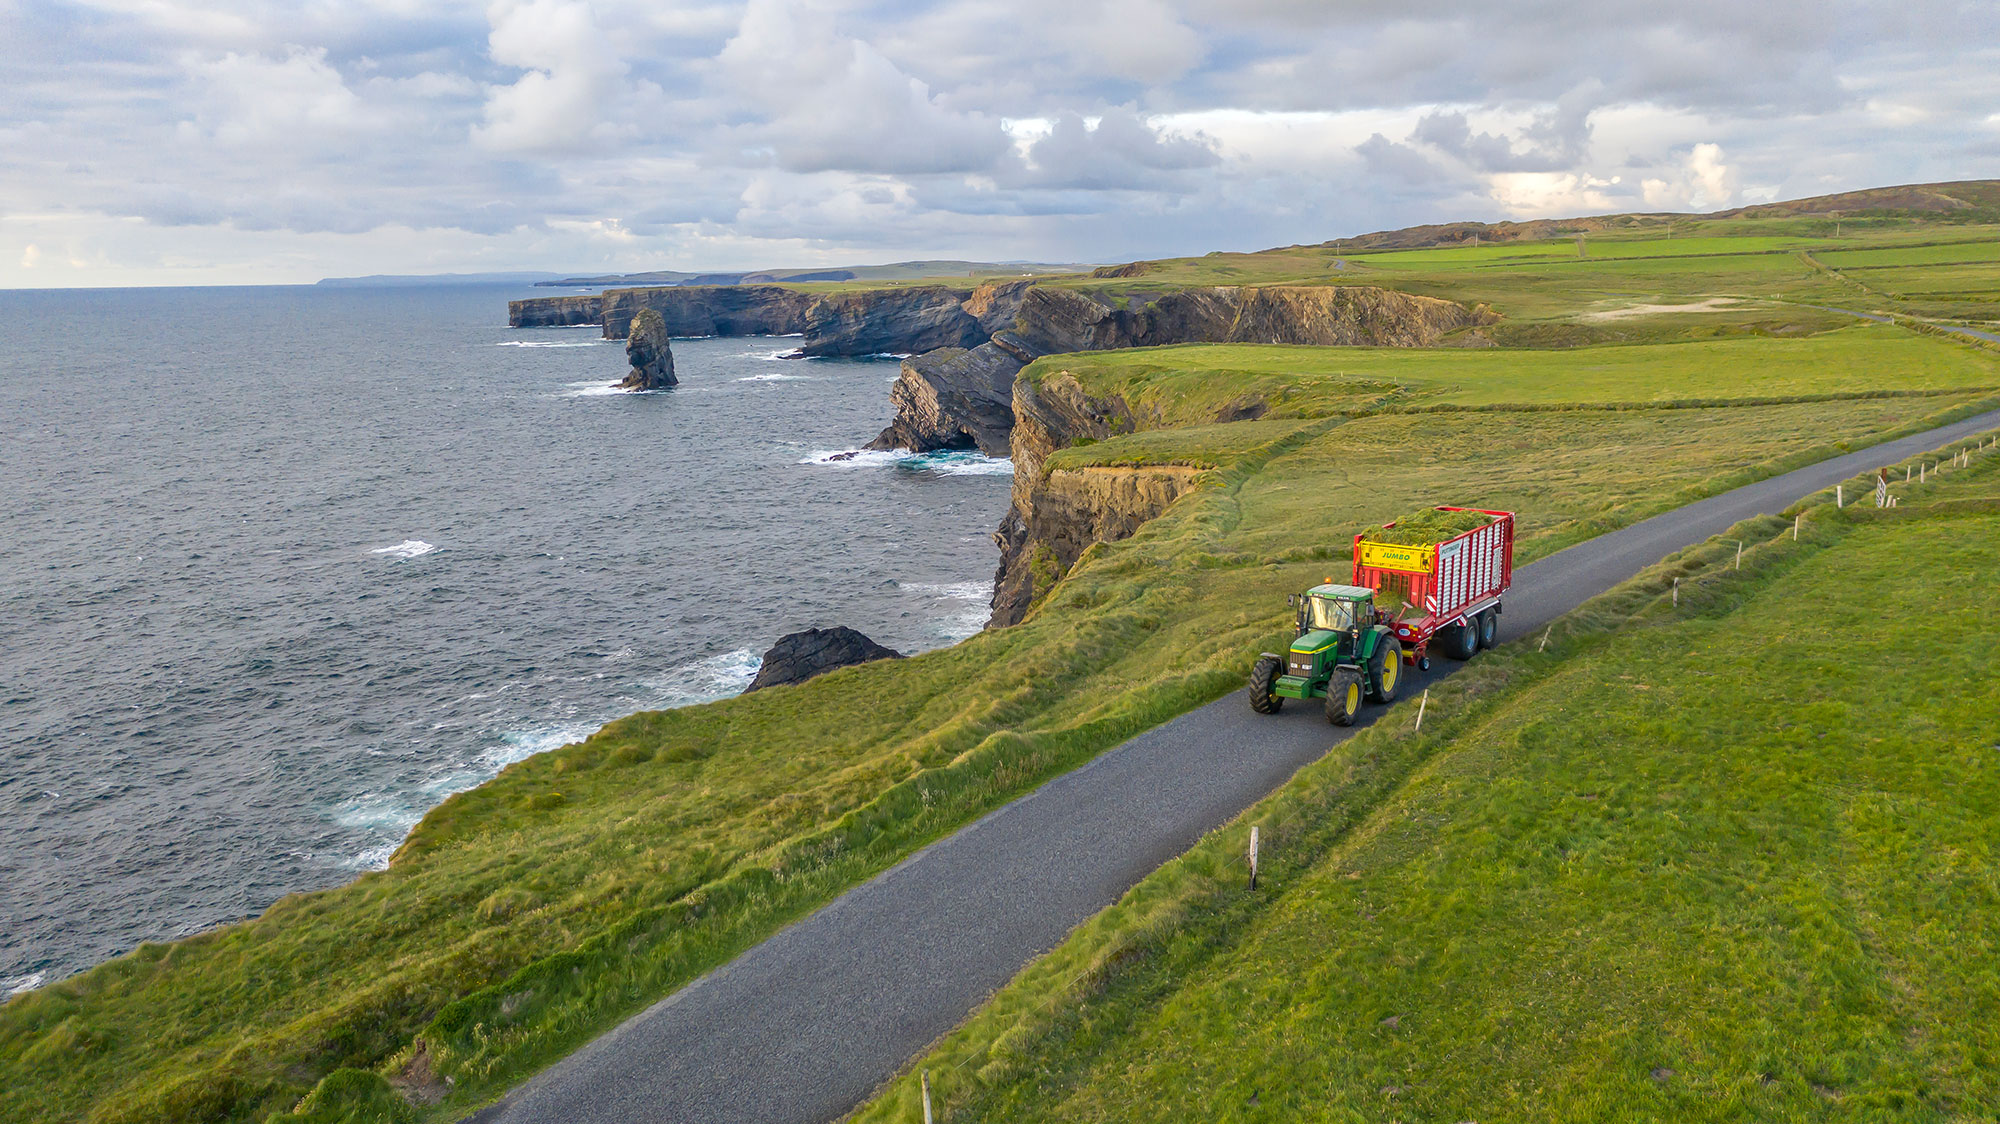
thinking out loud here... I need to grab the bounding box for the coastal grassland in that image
[1059,219,2000,328]
[853,431,2000,1124]
[1029,325,2000,417]
[8,381,1995,1124]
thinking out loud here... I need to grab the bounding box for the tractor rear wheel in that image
[1475,609,1498,650]
[1325,670,1362,726]
[1248,655,1283,714]
[1441,620,1478,661]
[1368,638,1404,703]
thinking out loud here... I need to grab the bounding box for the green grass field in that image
[854,432,2000,1124]
[1030,325,2000,418]
[9,196,2000,1124]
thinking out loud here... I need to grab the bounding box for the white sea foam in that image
[370,539,437,560]
[328,648,763,870]
[496,340,605,348]
[748,346,803,361]
[903,580,992,600]
[737,371,812,382]
[902,580,996,642]
[639,647,762,705]
[4,972,46,996]
[559,380,630,398]
[803,448,1013,476]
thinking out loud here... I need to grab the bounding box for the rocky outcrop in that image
[742,627,903,692]
[510,294,603,328]
[618,309,676,390]
[795,286,987,357]
[961,279,1036,334]
[602,285,815,339]
[864,343,1023,456]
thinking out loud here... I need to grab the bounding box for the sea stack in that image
[619,308,677,389]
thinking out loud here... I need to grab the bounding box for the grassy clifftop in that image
[7,199,2000,1123]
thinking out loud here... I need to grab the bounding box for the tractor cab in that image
[1295,583,1375,639]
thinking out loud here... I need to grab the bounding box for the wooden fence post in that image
[1248,826,1260,891]
[922,1070,934,1124]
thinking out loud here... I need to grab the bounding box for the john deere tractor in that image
[1247,583,1403,725]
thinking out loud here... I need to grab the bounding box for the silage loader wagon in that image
[1249,507,1515,725]
[1355,506,1515,664]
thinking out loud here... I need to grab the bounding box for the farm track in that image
[468,405,2000,1124]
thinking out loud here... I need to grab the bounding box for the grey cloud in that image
[1010,110,1220,190]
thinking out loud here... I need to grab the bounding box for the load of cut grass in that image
[1361,506,1495,546]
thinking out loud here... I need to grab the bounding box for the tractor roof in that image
[1308,583,1374,600]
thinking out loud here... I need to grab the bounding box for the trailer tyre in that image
[1368,637,1404,703]
[1475,609,1498,650]
[1442,621,1478,661]
[1248,655,1283,715]
[1326,670,1363,726]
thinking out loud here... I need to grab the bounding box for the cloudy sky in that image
[4,0,1997,286]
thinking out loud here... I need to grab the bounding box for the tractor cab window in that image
[1306,595,1366,632]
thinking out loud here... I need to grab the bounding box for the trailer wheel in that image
[1326,670,1362,726]
[1441,621,1478,661]
[1248,655,1283,714]
[1475,610,1498,650]
[1368,638,1404,703]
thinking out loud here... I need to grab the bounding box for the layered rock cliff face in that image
[795,285,989,357]
[618,309,677,390]
[508,278,1041,354]
[864,344,1022,456]
[986,371,1194,627]
[601,285,815,339]
[995,284,1481,357]
[509,294,603,328]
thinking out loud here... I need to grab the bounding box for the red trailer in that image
[1351,507,1515,666]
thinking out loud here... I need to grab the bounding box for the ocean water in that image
[0,284,1010,990]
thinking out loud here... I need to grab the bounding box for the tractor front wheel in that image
[1248,655,1283,714]
[1368,638,1404,703]
[1326,670,1363,725]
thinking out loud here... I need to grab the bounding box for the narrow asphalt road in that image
[470,406,2000,1124]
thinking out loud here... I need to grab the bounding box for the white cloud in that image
[712,0,1011,175]
[188,46,386,146]
[472,0,664,154]
[1641,143,1738,210]
[1488,172,1623,218]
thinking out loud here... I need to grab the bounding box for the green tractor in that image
[1247,583,1404,725]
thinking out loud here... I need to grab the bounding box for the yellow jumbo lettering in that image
[1358,541,1436,574]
